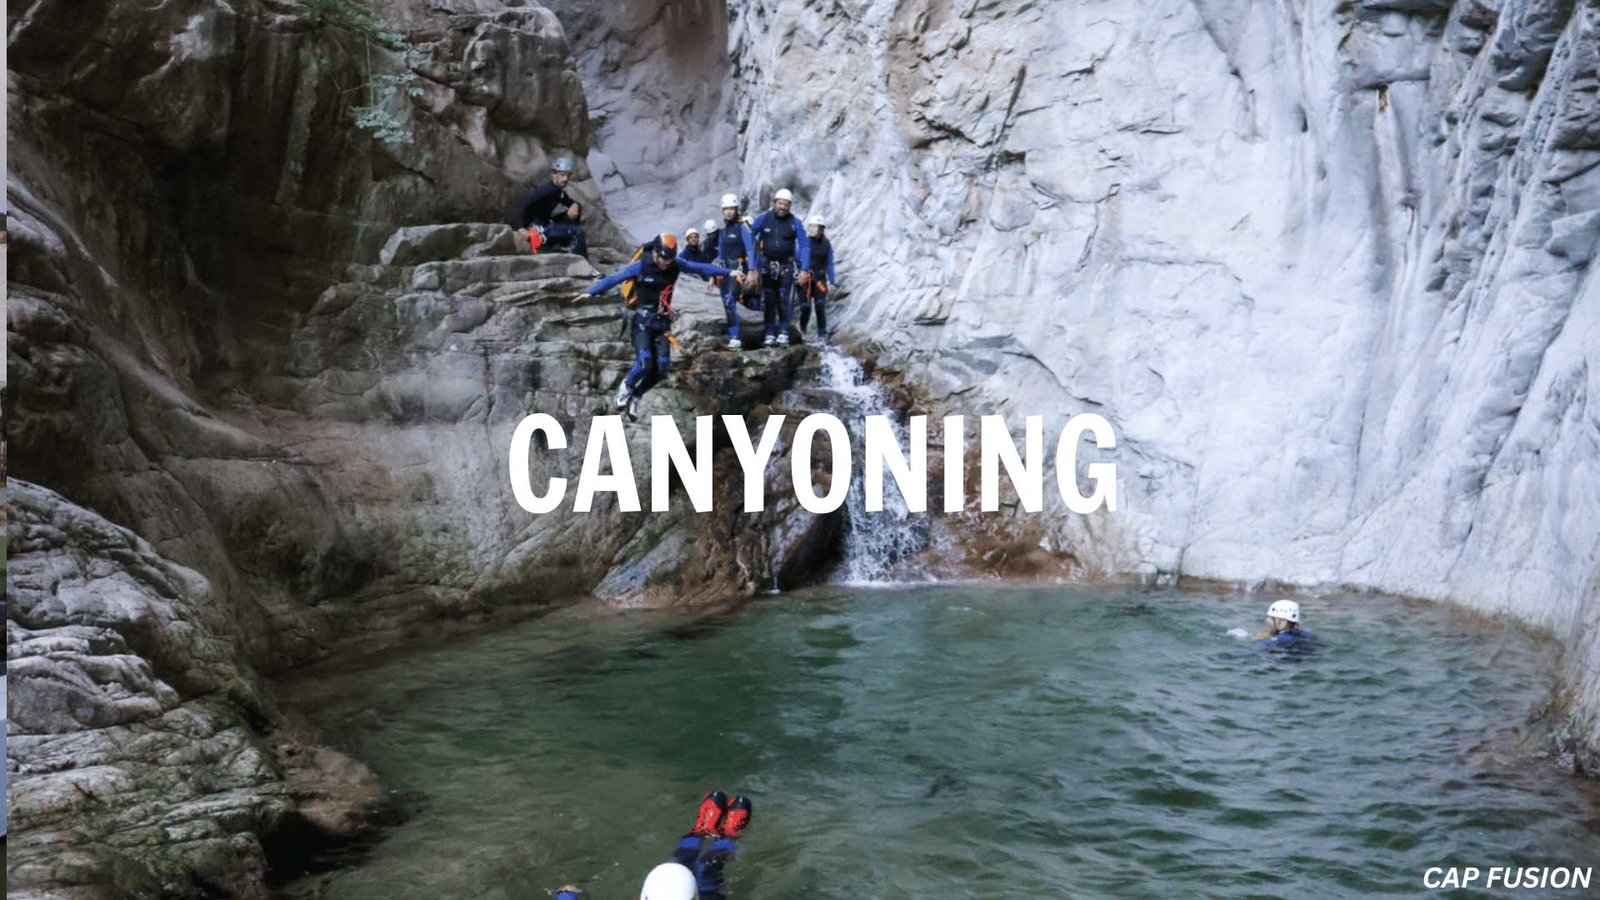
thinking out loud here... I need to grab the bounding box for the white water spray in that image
[818,348,930,583]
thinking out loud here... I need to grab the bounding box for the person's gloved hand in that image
[566,202,582,219]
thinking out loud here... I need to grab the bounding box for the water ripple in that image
[282,586,1599,899]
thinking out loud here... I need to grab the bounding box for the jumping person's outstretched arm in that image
[588,260,644,295]
[571,260,643,303]
[676,258,734,280]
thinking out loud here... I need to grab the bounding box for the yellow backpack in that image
[620,234,680,309]
[620,244,647,309]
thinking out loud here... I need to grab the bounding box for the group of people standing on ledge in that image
[511,157,841,418]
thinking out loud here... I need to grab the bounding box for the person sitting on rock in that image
[796,213,837,342]
[1253,600,1314,650]
[511,156,587,258]
[575,233,732,419]
[751,189,811,347]
[552,791,753,899]
[708,195,758,351]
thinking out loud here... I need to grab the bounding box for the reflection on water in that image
[281,585,1600,899]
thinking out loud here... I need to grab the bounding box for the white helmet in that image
[640,863,697,900]
[806,213,826,227]
[703,218,719,233]
[719,193,740,209]
[1267,600,1301,624]
[685,226,701,238]
[773,188,794,203]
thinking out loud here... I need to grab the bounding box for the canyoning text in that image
[507,413,1118,515]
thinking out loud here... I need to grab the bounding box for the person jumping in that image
[575,234,732,418]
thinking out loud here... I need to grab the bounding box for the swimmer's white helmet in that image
[807,213,826,227]
[704,218,719,233]
[773,188,794,203]
[640,863,697,900]
[1267,599,1301,623]
[720,193,740,209]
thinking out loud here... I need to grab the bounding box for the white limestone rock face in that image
[571,0,1598,757]
[541,0,743,240]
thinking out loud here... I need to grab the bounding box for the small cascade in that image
[816,347,931,583]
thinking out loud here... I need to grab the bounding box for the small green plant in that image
[303,0,422,148]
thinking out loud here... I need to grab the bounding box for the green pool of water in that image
[281,585,1600,899]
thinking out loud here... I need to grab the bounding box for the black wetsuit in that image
[511,179,587,256]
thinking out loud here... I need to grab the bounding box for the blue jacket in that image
[709,222,756,269]
[751,209,810,268]
[587,256,733,303]
[1255,629,1315,651]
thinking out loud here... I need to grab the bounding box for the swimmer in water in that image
[1252,599,1314,650]
[554,790,753,899]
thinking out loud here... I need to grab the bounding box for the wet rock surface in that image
[5,1,842,896]
[7,0,1599,895]
[6,481,380,900]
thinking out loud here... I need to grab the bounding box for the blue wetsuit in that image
[673,834,738,899]
[1255,629,1315,651]
[587,252,732,398]
[553,834,736,900]
[797,233,836,337]
[708,220,758,338]
[751,209,811,340]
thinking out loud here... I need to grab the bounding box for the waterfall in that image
[816,348,931,584]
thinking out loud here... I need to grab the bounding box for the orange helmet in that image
[656,233,679,258]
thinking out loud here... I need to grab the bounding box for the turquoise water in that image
[281,585,1600,899]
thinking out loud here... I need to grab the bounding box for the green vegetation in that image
[303,0,424,148]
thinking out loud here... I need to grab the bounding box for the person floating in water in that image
[1252,599,1313,650]
[555,790,754,899]
[575,233,733,419]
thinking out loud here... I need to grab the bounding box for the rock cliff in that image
[6,0,1599,895]
[6,3,838,895]
[654,0,1600,763]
